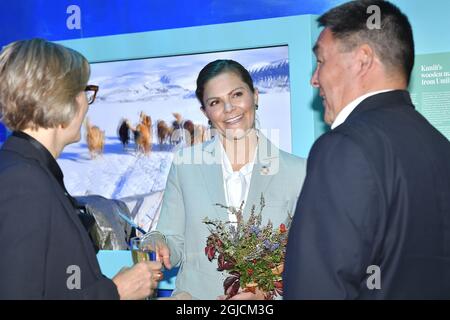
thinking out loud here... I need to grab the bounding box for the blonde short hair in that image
[0,38,90,131]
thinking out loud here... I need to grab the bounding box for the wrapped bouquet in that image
[203,194,290,300]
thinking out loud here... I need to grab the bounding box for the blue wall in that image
[0,0,341,48]
[392,0,450,54]
[3,0,446,53]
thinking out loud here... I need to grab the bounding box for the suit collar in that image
[200,136,227,218]
[244,133,279,217]
[331,89,394,130]
[345,90,413,124]
[2,132,100,258]
[200,132,280,218]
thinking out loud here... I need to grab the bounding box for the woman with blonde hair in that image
[0,39,163,299]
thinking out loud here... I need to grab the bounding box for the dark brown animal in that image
[135,112,152,154]
[118,119,131,149]
[170,112,183,145]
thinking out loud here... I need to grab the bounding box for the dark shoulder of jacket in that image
[336,110,395,155]
[307,130,350,157]
[0,150,55,193]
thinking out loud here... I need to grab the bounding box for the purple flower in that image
[271,243,280,251]
[251,226,260,235]
[263,240,271,249]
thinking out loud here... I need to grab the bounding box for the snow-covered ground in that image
[58,137,174,231]
[59,139,173,199]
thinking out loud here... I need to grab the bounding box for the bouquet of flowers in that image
[203,194,291,300]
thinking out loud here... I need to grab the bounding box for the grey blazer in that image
[156,133,306,299]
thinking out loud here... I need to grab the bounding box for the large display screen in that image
[58,45,292,232]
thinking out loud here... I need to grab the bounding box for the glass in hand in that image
[130,236,162,300]
[130,237,157,263]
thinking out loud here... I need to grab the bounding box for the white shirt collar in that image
[331,89,394,130]
[221,145,255,177]
[219,135,257,178]
[220,141,256,221]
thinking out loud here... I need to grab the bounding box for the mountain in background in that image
[249,59,290,93]
[94,59,290,103]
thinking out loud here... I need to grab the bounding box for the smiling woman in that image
[198,60,259,169]
[202,72,257,141]
[148,59,307,300]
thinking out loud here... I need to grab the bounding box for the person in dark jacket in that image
[0,38,163,299]
[285,0,450,299]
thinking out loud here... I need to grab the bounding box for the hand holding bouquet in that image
[203,195,290,300]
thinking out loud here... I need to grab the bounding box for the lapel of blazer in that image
[243,133,279,218]
[346,90,413,123]
[3,136,102,274]
[200,136,228,219]
[4,136,96,237]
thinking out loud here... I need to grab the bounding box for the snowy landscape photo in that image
[57,45,292,232]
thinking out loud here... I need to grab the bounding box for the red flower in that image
[247,268,254,276]
[205,245,216,261]
[279,223,287,233]
[217,253,235,271]
[224,272,241,298]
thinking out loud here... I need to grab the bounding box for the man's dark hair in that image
[318,0,414,84]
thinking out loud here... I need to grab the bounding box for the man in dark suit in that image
[285,0,450,299]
